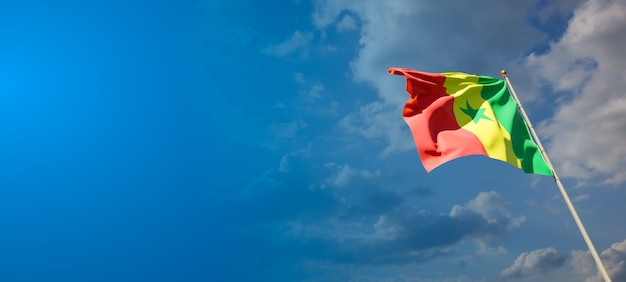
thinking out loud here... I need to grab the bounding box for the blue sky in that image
[2,0,626,281]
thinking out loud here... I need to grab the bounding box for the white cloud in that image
[464,191,510,218]
[315,0,546,96]
[500,247,568,279]
[263,30,313,57]
[571,239,626,282]
[528,0,626,184]
[449,191,525,253]
[449,191,515,222]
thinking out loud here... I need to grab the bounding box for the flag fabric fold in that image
[389,67,552,176]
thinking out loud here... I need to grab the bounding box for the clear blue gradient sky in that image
[2,0,626,281]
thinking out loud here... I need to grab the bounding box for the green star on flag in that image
[460,100,492,124]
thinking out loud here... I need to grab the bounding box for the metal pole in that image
[500,70,611,282]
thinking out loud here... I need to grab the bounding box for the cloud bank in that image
[529,0,626,184]
[500,247,568,279]
[231,150,525,280]
[571,239,626,282]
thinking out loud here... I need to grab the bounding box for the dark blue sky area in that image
[1,1,224,281]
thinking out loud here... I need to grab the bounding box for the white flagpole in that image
[500,70,611,282]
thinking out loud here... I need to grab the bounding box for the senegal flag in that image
[389,68,552,176]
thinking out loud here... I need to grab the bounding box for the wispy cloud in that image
[335,14,357,32]
[338,101,415,157]
[323,162,381,188]
[263,30,313,57]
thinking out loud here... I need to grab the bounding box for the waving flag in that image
[389,68,552,176]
